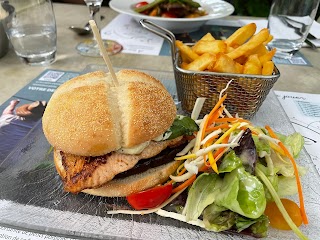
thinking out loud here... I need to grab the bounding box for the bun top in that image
[42,70,176,156]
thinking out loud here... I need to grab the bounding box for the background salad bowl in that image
[109,0,235,33]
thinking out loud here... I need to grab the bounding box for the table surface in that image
[0,3,319,239]
[0,3,319,106]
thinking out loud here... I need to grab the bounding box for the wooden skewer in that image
[89,20,119,86]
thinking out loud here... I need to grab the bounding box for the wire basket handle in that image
[139,19,177,62]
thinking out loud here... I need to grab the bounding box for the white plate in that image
[109,0,235,33]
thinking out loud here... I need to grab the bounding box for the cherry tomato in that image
[264,198,303,230]
[135,1,148,9]
[161,12,177,18]
[126,184,172,210]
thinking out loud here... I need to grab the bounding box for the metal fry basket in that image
[140,20,280,119]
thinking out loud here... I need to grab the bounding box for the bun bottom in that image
[82,161,181,197]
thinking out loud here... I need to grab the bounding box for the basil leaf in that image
[166,115,198,140]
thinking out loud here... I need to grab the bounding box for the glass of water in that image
[267,0,320,59]
[76,0,122,57]
[0,0,57,66]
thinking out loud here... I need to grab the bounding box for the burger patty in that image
[54,136,185,193]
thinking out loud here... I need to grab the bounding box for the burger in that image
[42,69,197,197]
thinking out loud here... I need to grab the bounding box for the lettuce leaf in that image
[218,150,242,173]
[276,132,304,158]
[185,173,218,221]
[203,204,237,232]
[270,150,307,177]
[185,168,266,222]
[277,175,298,197]
[252,135,271,158]
[214,167,266,219]
[284,132,304,158]
[236,215,269,238]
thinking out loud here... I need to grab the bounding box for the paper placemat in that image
[275,91,320,175]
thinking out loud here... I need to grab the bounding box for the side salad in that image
[108,87,308,239]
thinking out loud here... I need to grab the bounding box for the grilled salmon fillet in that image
[54,137,184,193]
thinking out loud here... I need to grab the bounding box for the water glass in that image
[0,0,57,65]
[267,0,320,59]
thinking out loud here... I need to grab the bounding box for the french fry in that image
[199,32,215,41]
[193,40,227,55]
[226,28,270,60]
[209,53,241,74]
[235,62,244,74]
[247,54,262,68]
[180,61,189,70]
[185,53,216,71]
[243,62,262,75]
[259,48,276,65]
[234,55,247,65]
[243,54,262,75]
[175,23,276,76]
[176,40,199,61]
[262,61,274,75]
[225,23,257,47]
[264,34,273,45]
[226,45,235,53]
[245,43,268,57]
[180,51,191,63]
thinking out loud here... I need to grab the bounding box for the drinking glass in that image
[267,0,320,59]
[0,0,57,65]
[76,0,122,57]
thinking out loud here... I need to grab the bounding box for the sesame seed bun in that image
[42,70,177,157]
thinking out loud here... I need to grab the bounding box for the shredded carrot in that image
[199,163,209,172]
[202,136,229,171]
[214,149,226,162]
[207,106,224,127]
[214,122,240,145]
[208,94,228,120]
[200,95,227,141]
[214,136,229,157]
[250,129,259,136]
[172,174,197,193]
[213,117,251,123]
[203,135,219,145]
[206,123,229,133]
[240,126,259,136]
[203,123,239,170]
[265,125,308,225]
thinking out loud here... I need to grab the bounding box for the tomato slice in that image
[126,184,173,210]
[264,198,303,230]
[161,12,177,18]
[135,1,149,9]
